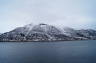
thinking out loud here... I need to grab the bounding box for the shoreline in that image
[0,39,95,42]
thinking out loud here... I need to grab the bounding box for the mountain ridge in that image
[0,23,96,42]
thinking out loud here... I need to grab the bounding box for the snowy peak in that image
[0,23,96,42]
[39,23,48,25]
[30,23,62,35]
[25,23,33,28]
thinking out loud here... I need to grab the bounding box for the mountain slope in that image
[0,23,96,42]
[0,24,71,41]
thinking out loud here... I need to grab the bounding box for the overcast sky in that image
[0,0,96,33]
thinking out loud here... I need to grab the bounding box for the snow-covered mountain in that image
[0,23,96,42]
[77,29,96,39]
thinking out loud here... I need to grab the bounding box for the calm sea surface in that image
[0,40,96,63]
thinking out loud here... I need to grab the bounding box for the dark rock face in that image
[0,23,96,42]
